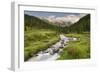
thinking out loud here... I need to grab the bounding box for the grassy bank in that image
[24,29,59,61]
[58,32,90,60]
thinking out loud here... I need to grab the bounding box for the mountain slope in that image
[24,14,90,33]
[24,14,63,32]
[68,14,90,33]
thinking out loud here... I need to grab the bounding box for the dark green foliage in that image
[25,14,62,32]
[67,14,90,33]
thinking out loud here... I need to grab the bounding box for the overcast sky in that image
[24,11,88,24]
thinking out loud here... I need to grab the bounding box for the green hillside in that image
[68,14,90,33]
[24,14,64,32]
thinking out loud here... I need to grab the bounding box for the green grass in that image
[24,29,59,61]
[58,32,90,60]
[24,27,90,61]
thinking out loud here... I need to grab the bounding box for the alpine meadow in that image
[24,11,90,61]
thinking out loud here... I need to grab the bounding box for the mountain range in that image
[24,14,90,33]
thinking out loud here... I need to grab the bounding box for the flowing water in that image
[27,35,77,62]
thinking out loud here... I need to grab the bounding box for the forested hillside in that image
[67,14,90,33]
[24,14,64,33]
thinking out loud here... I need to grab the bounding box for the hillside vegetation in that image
[67,14,90,33]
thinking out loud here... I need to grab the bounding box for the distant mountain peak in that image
[39,14,88,27]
